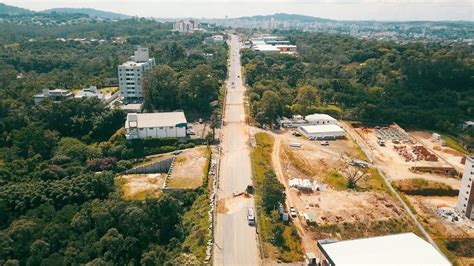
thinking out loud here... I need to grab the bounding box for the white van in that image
[247,207,255,225]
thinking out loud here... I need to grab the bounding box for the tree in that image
[143,65,179,111]
[261,171,285,214]
[256,90,281,125]
[343,166,369,189]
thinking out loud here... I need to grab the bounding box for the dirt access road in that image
[272,134,321,257]
[213,34,260,265]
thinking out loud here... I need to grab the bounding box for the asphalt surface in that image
[213,34,260,265]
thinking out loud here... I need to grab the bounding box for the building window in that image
[139,128,144,131]
[149,128,154,130]
[159,127,164,129]
[169,126,174,129]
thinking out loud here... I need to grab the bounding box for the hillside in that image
[44,8,130,19]
[238,13,333,23]
[0,3,33,15]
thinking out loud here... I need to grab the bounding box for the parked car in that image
[187,129,195,135]
[289,142,302,148]
[198,118,203,124]
[291,130,301,137]
[308,136,316,141]
[320,141,329,146]
[289,207,297,217]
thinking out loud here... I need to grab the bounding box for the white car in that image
[289,207,297,217]
[187,129,195,135]
[320,141,329,146]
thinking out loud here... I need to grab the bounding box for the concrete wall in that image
[125,157,174,174]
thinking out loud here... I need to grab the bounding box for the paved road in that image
[213,34,260,265]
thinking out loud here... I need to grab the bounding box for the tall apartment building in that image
[457,156,474,219]
[172,19,200,33]
[118,47,155,102]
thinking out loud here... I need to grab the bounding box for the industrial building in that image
[125,112,187,140]
[317,233,450,266]
[248,35,297,54]
[279,113,338,128]
[33,88,73,104]
[457,156,474,219]
[118,47,156,101]
[305,114,337,125]
[298,124,345,139]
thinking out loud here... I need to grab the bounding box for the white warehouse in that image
[305,114,337,125]
[317,233,450,266]
[125,112,187,140]
[298,124,345,139]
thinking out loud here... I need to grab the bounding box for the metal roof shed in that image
[317,233,451,266]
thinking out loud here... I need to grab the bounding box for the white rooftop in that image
[120,61,147,67]
[126,112,187,129]
[319,233,451,266]
[305,113,337,122]
[254,45,280,52]
[300,124,344,134]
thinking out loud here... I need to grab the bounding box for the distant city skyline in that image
[2,0,473,21]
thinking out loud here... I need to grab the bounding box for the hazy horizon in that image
[2,0,473,21]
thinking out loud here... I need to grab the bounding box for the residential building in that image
[33,88,73,104]
[118,47,155,101]
[172,19,200,33]
[125,112,187,140]
[462,121,474,130]
[305,114,337,125]
[298,124,345,139]
[74,86,104,101]
[457,156,474,219]
[317,233,450,266]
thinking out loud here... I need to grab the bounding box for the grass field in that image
[99,86,119,95]
[441,134,468,154]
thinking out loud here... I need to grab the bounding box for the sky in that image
[3,0,474,21]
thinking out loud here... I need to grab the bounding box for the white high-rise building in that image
[118,47,155,101]
[172,19,200,33]
[457,156,474,219]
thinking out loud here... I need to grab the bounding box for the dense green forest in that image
[0,14,226,265]
[242,31,474,150]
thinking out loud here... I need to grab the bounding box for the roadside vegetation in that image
[315,218,418,240]
[251,132,303,262]
[392,178,459,196]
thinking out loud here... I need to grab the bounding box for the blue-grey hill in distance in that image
[0,3,129,19]
[0,3,472,24]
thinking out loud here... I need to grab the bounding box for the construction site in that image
[347,123,473,264]
[263,127,420,258]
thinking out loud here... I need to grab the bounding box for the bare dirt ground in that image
[116,173,164,200]
[347,123,473,264]
[354,125,460,188]
[167,146,209,189]
[301,191,405,225]
[407,195,474,264]
[268,128,412,259]
[410,131,466,172]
